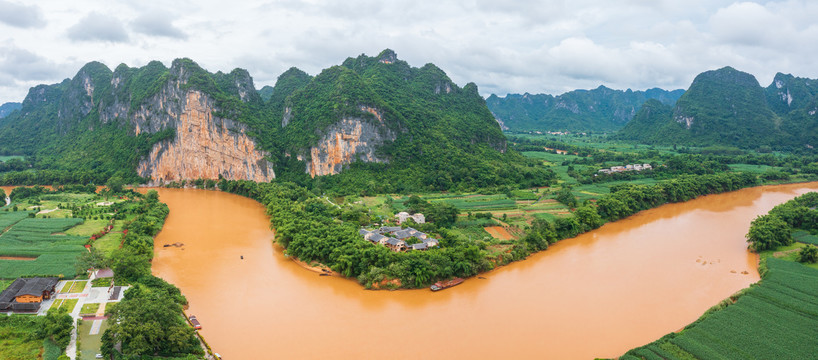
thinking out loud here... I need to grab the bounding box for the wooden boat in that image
[189,315,202,330]
[430,277,464,291]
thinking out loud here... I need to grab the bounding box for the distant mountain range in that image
[486,86,684,132]
[617,67,818,150]
[0,50,550,191]
[0,102,21,118]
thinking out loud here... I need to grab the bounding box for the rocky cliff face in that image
[137,91,274,183]
[100,60,275,183]
[304,108,395,177]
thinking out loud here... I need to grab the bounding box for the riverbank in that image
[216,173,765,290]
[619,257,818,359]
[289,255,339,276]
[148,183,814,359]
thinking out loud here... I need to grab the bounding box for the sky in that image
[1,0,817,103]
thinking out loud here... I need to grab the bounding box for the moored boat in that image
[189,315,202,330]
[430,277,464,291]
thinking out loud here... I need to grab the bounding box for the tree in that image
[102,285,199,357]
[37,308,73,350]
[574,205,603,230]
[105,176,125,193]
[426,203,459,227]
[75,247,111,274]
[798,245,818,263]
[746,214,792,252]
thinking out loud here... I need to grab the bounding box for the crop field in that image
[793,230,818,245]
[0,216,86,279]
[437,197,517,211]
[728,164,784,174]
[622,258,818,360]
[520,151,581,163]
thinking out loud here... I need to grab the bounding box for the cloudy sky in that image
[0,0,817,103]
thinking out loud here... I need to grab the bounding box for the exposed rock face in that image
[137,91,275,183]
[305,115,395,177]
[99,59,275,183]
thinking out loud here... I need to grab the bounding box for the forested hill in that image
[617,67,818,150]
[0,50,553,193]
[486,86,684,132]
[0,102,21,118]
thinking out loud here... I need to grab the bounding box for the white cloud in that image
[131,10,188,39]
[0,0,817,102]
[0,1,45,29]
[67,12,130,43]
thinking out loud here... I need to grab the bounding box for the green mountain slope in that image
[0,102,21,118]
[486,86,684,132]
[616,67,818,150]
[0,50,554,192]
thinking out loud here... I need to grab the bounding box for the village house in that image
[386,238,407,252]
[359,226,440,252]
[0,277,59,313]
[395,211,425,225]
[598,163,653,174]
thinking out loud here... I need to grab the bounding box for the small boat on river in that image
[430,277,464,291]
[189,315,202,330]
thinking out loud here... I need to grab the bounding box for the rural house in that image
[360,227,440,252]
[0,277,59,312]
[395,211,426,224]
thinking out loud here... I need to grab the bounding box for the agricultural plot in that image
[0,217,86,279]
[793,230,818,245]
[437,197,517,211]
[0,211,30,231]
[622,258,818,360]
[728,164,784,174]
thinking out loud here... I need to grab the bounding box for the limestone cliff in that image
[136,91,274,183]
[99,59,275,183]
[304,107,395,177]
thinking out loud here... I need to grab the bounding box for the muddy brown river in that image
[149,183,818,359]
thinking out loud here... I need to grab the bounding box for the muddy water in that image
[150,183,818,359]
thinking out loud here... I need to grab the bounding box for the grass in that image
[51,298,79,313]
[60,280,87,293]
[0,316,47,360]
[78,319,108,360]
[64,219,107,237]
[79,303,100,315]
[622,258,818,359]
[93,232,122,255]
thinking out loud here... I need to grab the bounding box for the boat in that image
[430,277,464,291]
[189,315,202,330]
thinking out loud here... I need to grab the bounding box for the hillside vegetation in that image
[617,67,818,151]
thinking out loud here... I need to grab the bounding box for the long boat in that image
[430,278,464,291]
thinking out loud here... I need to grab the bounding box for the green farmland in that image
[621,258,818,360]
[793,230,818,246]
[0,212,86,279]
